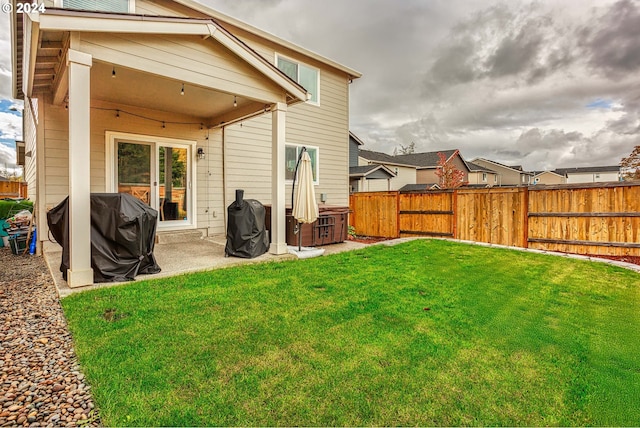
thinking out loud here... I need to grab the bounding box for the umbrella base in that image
[287,245,325,259]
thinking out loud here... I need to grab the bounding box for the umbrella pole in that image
[298,221,302,251]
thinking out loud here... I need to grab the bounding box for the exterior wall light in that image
[197,147,205,160]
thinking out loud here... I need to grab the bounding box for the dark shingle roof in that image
[349,165,395,178]
[554,166,620,175]
[399,183,441,192]
[466,162,494,173]
[393,149,458,168]
[358,149,416,167]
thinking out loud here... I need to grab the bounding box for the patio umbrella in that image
[292,148,319,251]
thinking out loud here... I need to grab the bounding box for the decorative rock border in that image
[0,248,100,427]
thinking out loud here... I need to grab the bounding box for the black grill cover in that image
[225,198,269,258]
[47,193,161,283]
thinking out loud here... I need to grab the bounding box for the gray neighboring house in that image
[393,149,470,185]
[471,158,533,186]
[349,132,396,192]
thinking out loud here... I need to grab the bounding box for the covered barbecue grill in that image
[225,190,269,258]
[47,193,161,283]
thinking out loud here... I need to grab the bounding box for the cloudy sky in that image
[1,0,639,172]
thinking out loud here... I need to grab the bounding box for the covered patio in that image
[43,235,367,297]
[14,7,311,288]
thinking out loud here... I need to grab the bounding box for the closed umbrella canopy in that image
[293,150,319,224]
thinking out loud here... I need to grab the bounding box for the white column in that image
[269,102,287,255]
[66,49,94,287]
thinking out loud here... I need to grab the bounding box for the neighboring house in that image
[348,132,395,192]
[555,166,621,183]
[471,158,533,186]
[466,161,499,187]
[356,146,416,191]
[394,149,470,185]
[11,0,360,287]
[531,171,566,185]
[398,183,440,191]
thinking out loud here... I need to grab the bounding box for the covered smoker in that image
[47,193,161,283]
[225,190,269,258]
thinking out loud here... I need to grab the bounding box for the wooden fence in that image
[349,182,640,257]
[0,181,27,198]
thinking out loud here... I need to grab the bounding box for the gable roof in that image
[358,149,416,168]
[554,166,620,175]
[532,170,564,178]
[349,131,365,146]
[466,161,495,173]
[394,149,459,169]
[472,158,534,175]
[12,8,310,102]
[174,0,362,80]
[349,164,396,178]
[399,183,441,192]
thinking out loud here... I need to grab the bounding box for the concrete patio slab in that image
[43,235,368,297]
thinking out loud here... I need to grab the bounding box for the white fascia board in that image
[207,24,308,103]
[23,14,40,98]
[37,12,212,34]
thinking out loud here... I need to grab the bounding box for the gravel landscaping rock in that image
[0,248,100,427]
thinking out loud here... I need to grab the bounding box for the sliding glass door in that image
[115,139,192,228]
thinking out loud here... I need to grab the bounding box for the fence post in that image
[395,191,400,238]
[522,187,529,248]
[452,189,458,239]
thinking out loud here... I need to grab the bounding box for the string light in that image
[233,96,237,107]
[181,84,185,96]
[112,67,116,78]
[116,109,120,118]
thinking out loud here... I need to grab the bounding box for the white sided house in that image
[11,0,361,287]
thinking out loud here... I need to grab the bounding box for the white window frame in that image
[285,143,319,185]
[482,172,487,182]
[56,0,135,13]
[105,131,197,231]
[275,53,320,106]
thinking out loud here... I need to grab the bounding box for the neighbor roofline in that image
[349,131,365,146]
[174,0,362,80]
[472,157,534,175]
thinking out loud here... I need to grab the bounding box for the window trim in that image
[482,172,487,182]
[285,143,320,185]
[275,53,320,106]
[56,0,135,13]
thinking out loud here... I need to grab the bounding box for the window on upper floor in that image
[61,0,131,13]
[285,144,319,184]
[276,54,319,105]
[482,173,487,182]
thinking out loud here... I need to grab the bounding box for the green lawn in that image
[62,239,640,426]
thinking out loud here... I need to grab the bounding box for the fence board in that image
[0,181,28,198]
[350,183,640,258]
[399,191,453,237]
[349,192,399,238]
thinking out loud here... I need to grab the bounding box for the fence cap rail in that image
[528,181,640,191]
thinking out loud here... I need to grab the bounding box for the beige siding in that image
[534,172,566,185]
[417,169,438,185]
[135,0,205,17]
[23,97,38,200]
[39,98,221,237]
[79,33,286,103]
[472,159,523,186]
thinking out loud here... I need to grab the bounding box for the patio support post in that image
[66,49,94,287]
[269,102,287,255]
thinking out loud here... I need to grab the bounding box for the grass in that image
[0,199,32,220]
[61,239,640,426]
